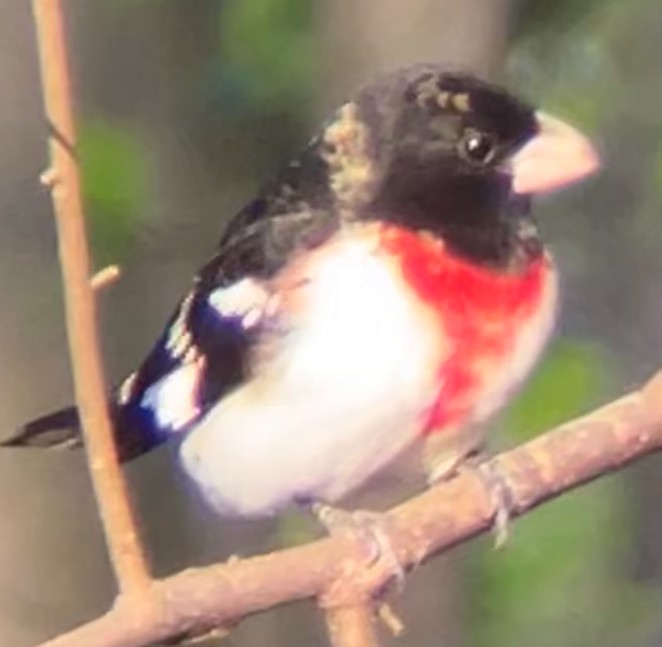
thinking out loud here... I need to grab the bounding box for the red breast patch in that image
[378,225,554,434]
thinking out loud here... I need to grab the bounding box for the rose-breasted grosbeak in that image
[5,65,598,518]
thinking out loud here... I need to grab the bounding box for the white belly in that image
[180,239,442,517]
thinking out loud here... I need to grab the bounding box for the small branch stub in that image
[91,265,122,291]
[40,167,59,187]
[376,602,405,637]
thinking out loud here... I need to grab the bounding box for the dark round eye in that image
[459,129,497,165]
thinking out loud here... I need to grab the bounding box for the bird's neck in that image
[434,194,543,272]
[376,224,550,314]
[367,166,542,271]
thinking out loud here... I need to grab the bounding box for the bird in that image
[3,65,599,520]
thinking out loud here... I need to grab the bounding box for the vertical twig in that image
[31,0,150,593]
[324,604,381,647]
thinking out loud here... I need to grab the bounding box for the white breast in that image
[180,238,443,517]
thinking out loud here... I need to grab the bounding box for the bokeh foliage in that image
[218,0,314,110]
[80,120,150,264]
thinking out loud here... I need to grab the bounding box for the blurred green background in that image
[0,0,661,645]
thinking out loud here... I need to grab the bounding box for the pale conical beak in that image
[510,112,600,195]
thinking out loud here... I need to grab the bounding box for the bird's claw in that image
[474,460,516,548]
[311,502,405,590]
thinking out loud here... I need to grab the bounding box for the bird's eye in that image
[459,129,497,165]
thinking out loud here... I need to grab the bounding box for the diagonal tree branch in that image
[34,369,662,647]
[31,0,150,593]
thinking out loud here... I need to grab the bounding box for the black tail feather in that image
[1,406,82,451]
[4,403,171,462]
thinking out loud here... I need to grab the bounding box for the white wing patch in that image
[207,278,272,330]
[141,354,206,432]
[139,277,272,433]
[165,292,195,360]
[117,371,138,406]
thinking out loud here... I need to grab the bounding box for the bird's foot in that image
[469,458,516,548]
[425,443,515,548]
[311,502,405,590]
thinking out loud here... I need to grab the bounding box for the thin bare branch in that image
[31,0,150,593]
[34,370,662,647]
[325,604,380,647]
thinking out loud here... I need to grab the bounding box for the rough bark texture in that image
[34,371,662,647]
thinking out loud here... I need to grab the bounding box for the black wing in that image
[5,139,339,461]
[111,138,338,455]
